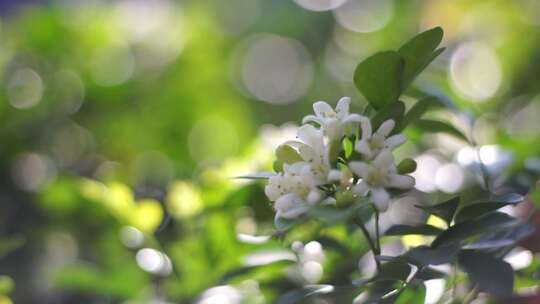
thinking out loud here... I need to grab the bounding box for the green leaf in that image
[376,259,411,281]
[385,224,443,236]
[454,193,525,223]
[414,119,468,141]
[399,96,441,130]
[431,212,517,248]
[415,197,459,225]
[276,285,336,304]
[309,204,359,226]
[342,137,354,158]
[463,223,535,250]
[397,158,417,174]
[396,284,426,304]
[458,251,514,297]
[354,51,404,110]
[415,267,447,280]
[274,215,304,232]
[371,100,405,131]
[398,27,444,89]
[365,280,402,303]
[405,245,460,266]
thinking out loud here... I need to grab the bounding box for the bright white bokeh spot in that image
[450,42,502,102]
[411,154,442,193]
[8,68,43,109]
[120,226,144,248]
[435,163,464,193]
[240,34,313,104]
[302,261,324,283]
[334,0,394,33]
[135,248,172,276]
[293,0,347,12]
[424,279,445,304]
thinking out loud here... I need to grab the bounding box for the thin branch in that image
[354,216,381,273]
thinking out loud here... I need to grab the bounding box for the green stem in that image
[462,286,479,304]
[355,216,381,273]
[374,208,381,252]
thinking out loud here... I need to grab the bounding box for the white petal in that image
[375,120,395,138]
[327,169,342,182]
[349,161,370,179]
[387,174,415,189]
[373,149,394,169]
[307,190,323,205]
[298,144,317,164]
[313,101,335,118]
[335,97,351,118]
[297,124,323,147]
[370,188,390,211]
[342,113,364,124]
[359,116,372,140]
[302,115,323,125]
[384,134,407,150]
[352,181,369,196]
[325,119,342,140]
[355,140,372,158]
[274,193,297,211]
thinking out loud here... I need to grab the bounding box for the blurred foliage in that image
[0,0,540,303]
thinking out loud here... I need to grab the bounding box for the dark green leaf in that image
[220,259,293,283]
[385,224,442,236]
[415,267,447,280]
[0,236,25,258]
[454,193,525,223]
[463,224,535,250]
[354,51,404,110]
[431,212,517,248]
[458,251,514,297]
[414,119,468,142]
[399,96,441,130]
[276,285,335,304]
[365,280,402,303]
[309,204,359,226]
[371,100,405,131]
[395,284,426,304]
[376,259,411,281]
[397,158,417,174]
[406,245,460,266]
[415,197,459,225]
[398,27,444,89]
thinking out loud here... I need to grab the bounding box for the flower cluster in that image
[265,97,415,219]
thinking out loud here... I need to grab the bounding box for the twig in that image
[354,216,381,273]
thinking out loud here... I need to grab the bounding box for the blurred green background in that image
[2,0,540,303]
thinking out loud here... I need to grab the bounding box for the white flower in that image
[265,162,325,219]
[295,124,331,183]
[302,97,364,141]
[355,119,407,160]
[349,150,415,211]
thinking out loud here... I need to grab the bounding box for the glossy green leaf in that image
[276,285,336,304]
[399,96,441,130]
[431,212,517,248]
[463,223,535,250]
[385,224,442,236]
[371,100,405,131]
[274,215,304,232]
[458,251,514,297]
[414,119,468,141]
[454,193,525,223]
[376,259,412,281]
[415,197,459,225]
[398,27,444,89]
[354,51,404,110]
[405,245,460,266]
[415,267,447,280]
